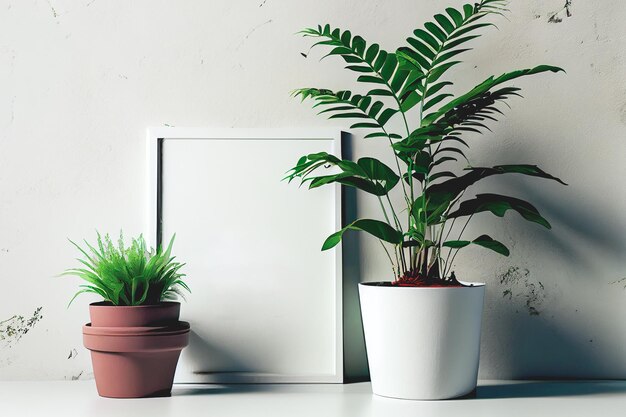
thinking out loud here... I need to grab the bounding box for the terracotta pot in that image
[83,302,190,398]
[89,301,180,327]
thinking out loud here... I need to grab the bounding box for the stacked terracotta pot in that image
[83,301,190,398]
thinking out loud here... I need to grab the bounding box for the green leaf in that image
[401,91,422,112]
[423,93,453,111]
[449,23,494,40]
[377,108,398,125]
[432,49,471,67]
[428,164,566,204]
[413,29,440,50]
[442,34,481,51]
[373,50,388,71]
[350,122,381,129]
[428,61,461,82]
[345,65,373,73]
[443,235,509,256]
[322,219,402,250]
[63,233,188,306]
[472,235,510,256]
[380,54,398,81]
[425,21,447,42]
[397,48,429,73]
[365,43,380,63]
[293,87,400,133]
[367,89,395,97]
[390,69,410,92]
[357,75,386,85]
[434,14,455,34]
[428,65,565,125]
[448,193,552,229]
[429,171,456,182]
[357,157,400,192]
[406,37,435,60]
[364,132,389,139]
[443,240,471,249]
[446,7,464,27]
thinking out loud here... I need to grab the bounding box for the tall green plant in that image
[63,232,190,306]
[286,1,565,283]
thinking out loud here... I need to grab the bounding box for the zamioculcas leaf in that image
[472,235,510,256]
[448,193,552,229]
[291,87,397,132]
[442,240,471,248]
[357,157,400,192]
[428,164,567,203]
[443,235,509,256]
[322,219,402,250]
[424,65,565,125]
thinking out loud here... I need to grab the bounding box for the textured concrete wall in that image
[0,0,625,380]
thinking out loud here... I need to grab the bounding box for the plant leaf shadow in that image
[476,380,626,399]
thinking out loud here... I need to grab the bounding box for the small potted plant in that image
[63,232,190,398]
[286,0,565,400]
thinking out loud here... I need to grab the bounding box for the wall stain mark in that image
[548,0,572,24]
[46,0,58,18]
[498,267,546,316]
[610,277,626,288]
[499,266,529,286]
[67,348,78,359]
[236,19,273,51]
[71,371,84,380]
[259,0,268,7]
[0,307,43,349]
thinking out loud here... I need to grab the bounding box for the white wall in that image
[0,0,625,380]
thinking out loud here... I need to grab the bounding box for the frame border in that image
[147,127,344,383]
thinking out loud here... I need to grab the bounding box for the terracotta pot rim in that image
[359,281,486,289]
[83,321,190,337]
[90,301,181,309]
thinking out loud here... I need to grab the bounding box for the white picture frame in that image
[147,127,343,383]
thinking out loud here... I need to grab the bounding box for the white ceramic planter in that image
[359,282,485,400]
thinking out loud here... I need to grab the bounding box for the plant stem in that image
[385,194,403,231]
[377,196,393,227]
[378,241,397,277]
[444,214,473,278]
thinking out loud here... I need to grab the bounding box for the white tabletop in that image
[2,380,626,417]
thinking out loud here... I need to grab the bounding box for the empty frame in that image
[147,128,343,383]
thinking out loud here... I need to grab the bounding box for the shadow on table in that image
[173,385,278,396]
[476,381,626,399]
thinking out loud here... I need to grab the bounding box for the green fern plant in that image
[63,233,190,306]
[286,0,566,284]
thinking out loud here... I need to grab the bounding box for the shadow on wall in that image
[482,286,624,379]
[337,133,626,381]
[477,145,626,379]
[499,175,626,275]
[182,330,260,380]
[341,132,370,382]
